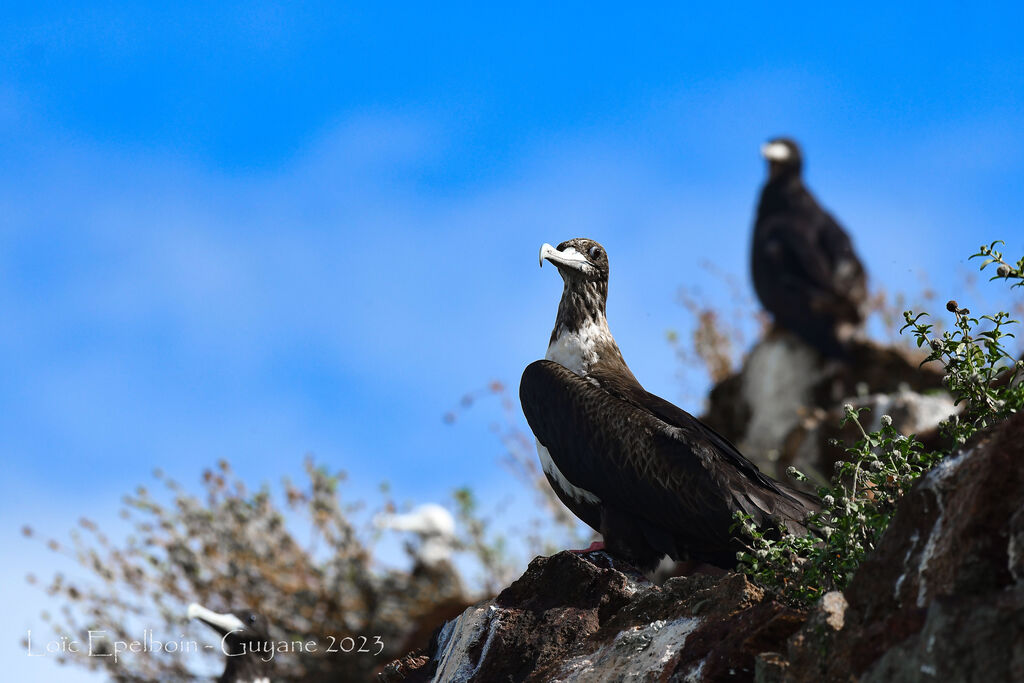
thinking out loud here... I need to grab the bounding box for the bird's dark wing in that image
[520,361,816,558]
[815,211,867,315]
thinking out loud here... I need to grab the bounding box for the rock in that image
[380,551,806,682]
[782,411,1024,682]
[819,592,848,631]
[860,587,1024,683]
[703,331,950,481]
[378,649,433,683]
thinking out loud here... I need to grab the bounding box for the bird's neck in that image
[550,280,607,339]
[417,536,454,567]
[222,653,270,683]
[546,280,627,378]
[758,172,807,216]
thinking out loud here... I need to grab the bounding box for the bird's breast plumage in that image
[545,318,614,377]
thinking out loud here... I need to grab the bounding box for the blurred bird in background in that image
[752,138,868,358]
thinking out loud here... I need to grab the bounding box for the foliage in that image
[736,243,1023,605]
[975,240,1024,288]
[24,460,473,682]
[734,407,939,604]
[903,302,1022,444]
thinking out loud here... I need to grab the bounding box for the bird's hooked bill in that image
[187,603,246,633]
[539,242,590,272]
[761,141,791,162]
[539,242,557,267]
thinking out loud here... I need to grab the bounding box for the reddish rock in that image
[380,551,806,682]
[377,649,433,683]
[783,411,1024,682]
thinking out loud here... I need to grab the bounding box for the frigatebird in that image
[753,138,868,357]
[520,238,818,571]
[188,603,272,683]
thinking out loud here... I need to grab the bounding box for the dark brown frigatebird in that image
[520,238,818,571]
[753,138,868,357]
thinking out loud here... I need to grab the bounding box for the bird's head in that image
[376,503,456,538]
[539,238,613,348]
[187,603,271,655]
[761,137,803,178]
[375,503,459,568]
[539,238,609,284]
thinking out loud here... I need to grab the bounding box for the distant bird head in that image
[187,603,270,656]
[761,137,803,178]
[539,238,609,284]
[375,503,458,569]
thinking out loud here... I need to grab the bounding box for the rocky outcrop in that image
[704,331,952,481]
[380,551,806,682]
[381,412,1024,682]
[780,409,1024,682]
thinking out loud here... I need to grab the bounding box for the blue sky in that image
[4,3,1024,680]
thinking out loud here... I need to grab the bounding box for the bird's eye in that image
[248,615,256,623]
[588,246,603,260]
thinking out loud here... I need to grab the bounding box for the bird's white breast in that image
[535,440,601,505]
[545,319,608,376]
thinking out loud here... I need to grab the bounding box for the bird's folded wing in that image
[761,212,866,318]
[816,214,867,309]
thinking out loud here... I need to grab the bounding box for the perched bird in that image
[188,603,272,683]
[520,238,818,571]
[753,137,867,357]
